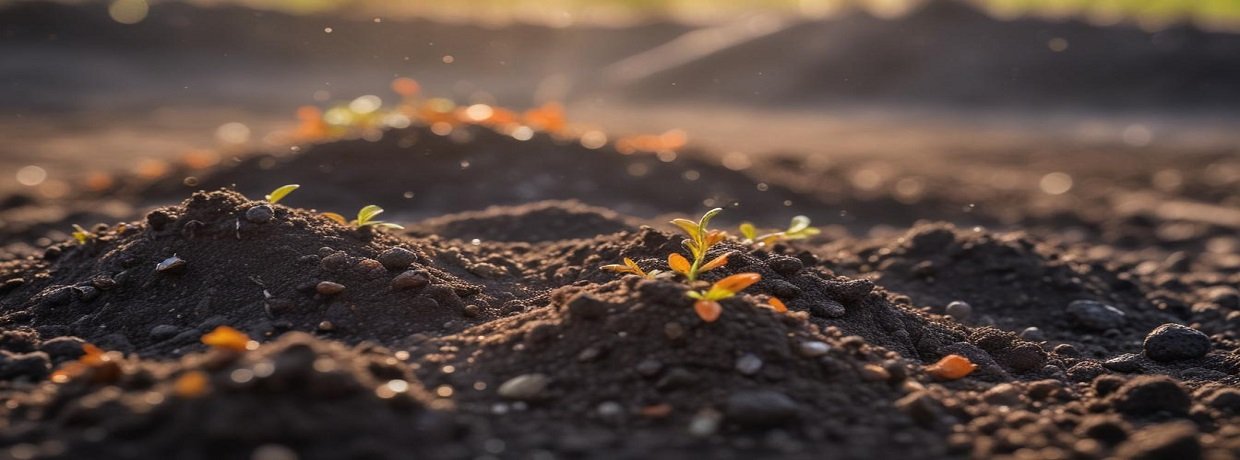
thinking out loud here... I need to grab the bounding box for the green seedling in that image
[739,215,820,246]
[687,273,762,322]
[668,208,729,282]
[71,224,96,245]
[265,184,300,204]
[601,257,665,279]
[321,205,405,230]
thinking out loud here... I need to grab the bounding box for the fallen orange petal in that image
[201,326,251,352]
[927,354,977,380]
[173,370,210,398]
[694,300,722,322]
[768,297,788,313]
[700,254,729,271]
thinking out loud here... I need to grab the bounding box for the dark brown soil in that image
[0,112,1238,459]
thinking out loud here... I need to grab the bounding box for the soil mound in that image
[407,200,640,243]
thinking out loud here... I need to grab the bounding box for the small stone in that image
[813,299,847,318]
[378,247,418,271]
[316,281,345,295]
[1110,376,1191,416]
[798,341,830,358]
[735,354,763,376]
[155,255,186,273]
[39,337,85,362]
[1076,415,1130,446]
[577,347,601,362]
[1103,353,1143,373]
[1143,323,1211,362]
[317,321,334,332]
[1018,327,1045,341]
[91,275,117,290]
[245,204,274,223]
[596,401,623,418]
[724,390,799,427]
[497,374,550,400]
[1066,300,1126,331]
[688,409,723,437]
[150,324,180,341]
[766,256,804,276]
[982,383,1021,406]
[1052,343,1080,357]
[320,252,351,271]
[945,301,972,321]
[391,270,430,290]
[663,322,685,340]
[463,304,482,318]
[636,359,663,377]
[860,363,890,382]
[469,263,508,279]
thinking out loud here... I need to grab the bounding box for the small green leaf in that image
[265,184,300,204]
[739,222,757,240]
[787,215,811,234]
[71,224,94,245]
[356,205,385,226]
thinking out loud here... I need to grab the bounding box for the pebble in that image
[797,341,831,358]
[1067,361,1107,382]
[316,281,345,295]
[497,374,550,400]
[688,409,723,437]
[378,247,418,271]
[655,368,697,390]
[463,304,482,317]
[1018,327,1045,341]
[724,390,799,427]
[1143,323,1211,362]
[663,322,685,340]
[1102,353,1143,373]
[945,301,972,321]
[735,354,763,376]
[1111,376,1191,416]
[1066,300,1126,331]
[596,401,623,418]
[577,347,601,362]
[766,256,804,276]
[320,252,351,271]
[982,383,1022,406]
[245,204,274,223]
[391,270,430,290]
[769,280,802,299]
[860,363,890,382]
[155,255,186,273]
[636,359,663,377]
[469,263,508,279]
[149,324,181,341]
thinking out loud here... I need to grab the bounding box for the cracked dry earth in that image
[0,124,1238,460]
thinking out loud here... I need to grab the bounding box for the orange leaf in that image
[694,300,722,322]
[174,370,210,398]
[768,297,788,313]
[713,273,761,295]
[700,253,728,271]
[926,354,976,380]
[201,326,251,352]
[705,230,727,247]
[321,212,347,225]
[668,253,691,275]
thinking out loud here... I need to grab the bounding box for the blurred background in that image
[1,0,1238,220]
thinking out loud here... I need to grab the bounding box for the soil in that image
[0,113,1237,459]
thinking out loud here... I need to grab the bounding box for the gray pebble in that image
[1103,353,1144,373]
[497,374,550,400]
[245,205,274,223]
[735,354,763,375]
[1067,300,1126,331]
[155,255,186,273]
[1018,327,1045,341]
[945,301,972,321]
[636,359,663,377]
[725,390,799,427]
[378,247,418,271]
[150,324,181,341]
[688,409,723,437]
[1144,323,1211,362]
[797,341,831,358]
[391,270,430,290]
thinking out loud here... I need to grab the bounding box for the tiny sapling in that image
[739,215,820,246]
[668,208,729,281]
[601,257,665,279]
[321,205,403,230]
[264,184,300,204]
[687,273,762,322]
[71,224,95,245]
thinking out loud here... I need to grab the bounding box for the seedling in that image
[71,224,95,245]
[601,257,665,279]
[739,215,820,246]
[668,208,729,282]
[321,205,404,230]
[687,273,762,322]
[264,184,299,204]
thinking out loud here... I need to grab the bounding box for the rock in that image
[797,341,831,358]
[316,281,345,295]
[497,374,550,400]
[766,256,804,276]
[1110,376,1191,417]
[391,270,430,290]
[945,301,972,321]
[90,275,117,290]
[39,337,85,362]
[378,247,418,271]
[72,285,99,302]
[982,383,1022,406]
[1205,389,1240,414]
[245,204,274,223]
[462,304,482,318]
[636,359,663,377]
[1143,323,1211,362]
[1066,300,1126,331]
[1114,421,1200,460]
[1075,415,1130,446]
[320,252,351,271]
[149,324,181,341]
[1103,353,1143,373]
[735,354,763,376]
[860,364,890,382]
[1067,361,1107,382]
[1092,375,1127,397]
[769,280,802,299]
[1018,327,1045,341]
[724,390,799,427]
[155,255,186,274]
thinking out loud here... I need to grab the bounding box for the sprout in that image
[668,208,729,281]
[686,273,762,322]
[201,326,253,352]
[264,184,300,204]
[601,257,664,279]
[739,215,820,246]
[319,205,404,230]
[71,224,96,245]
